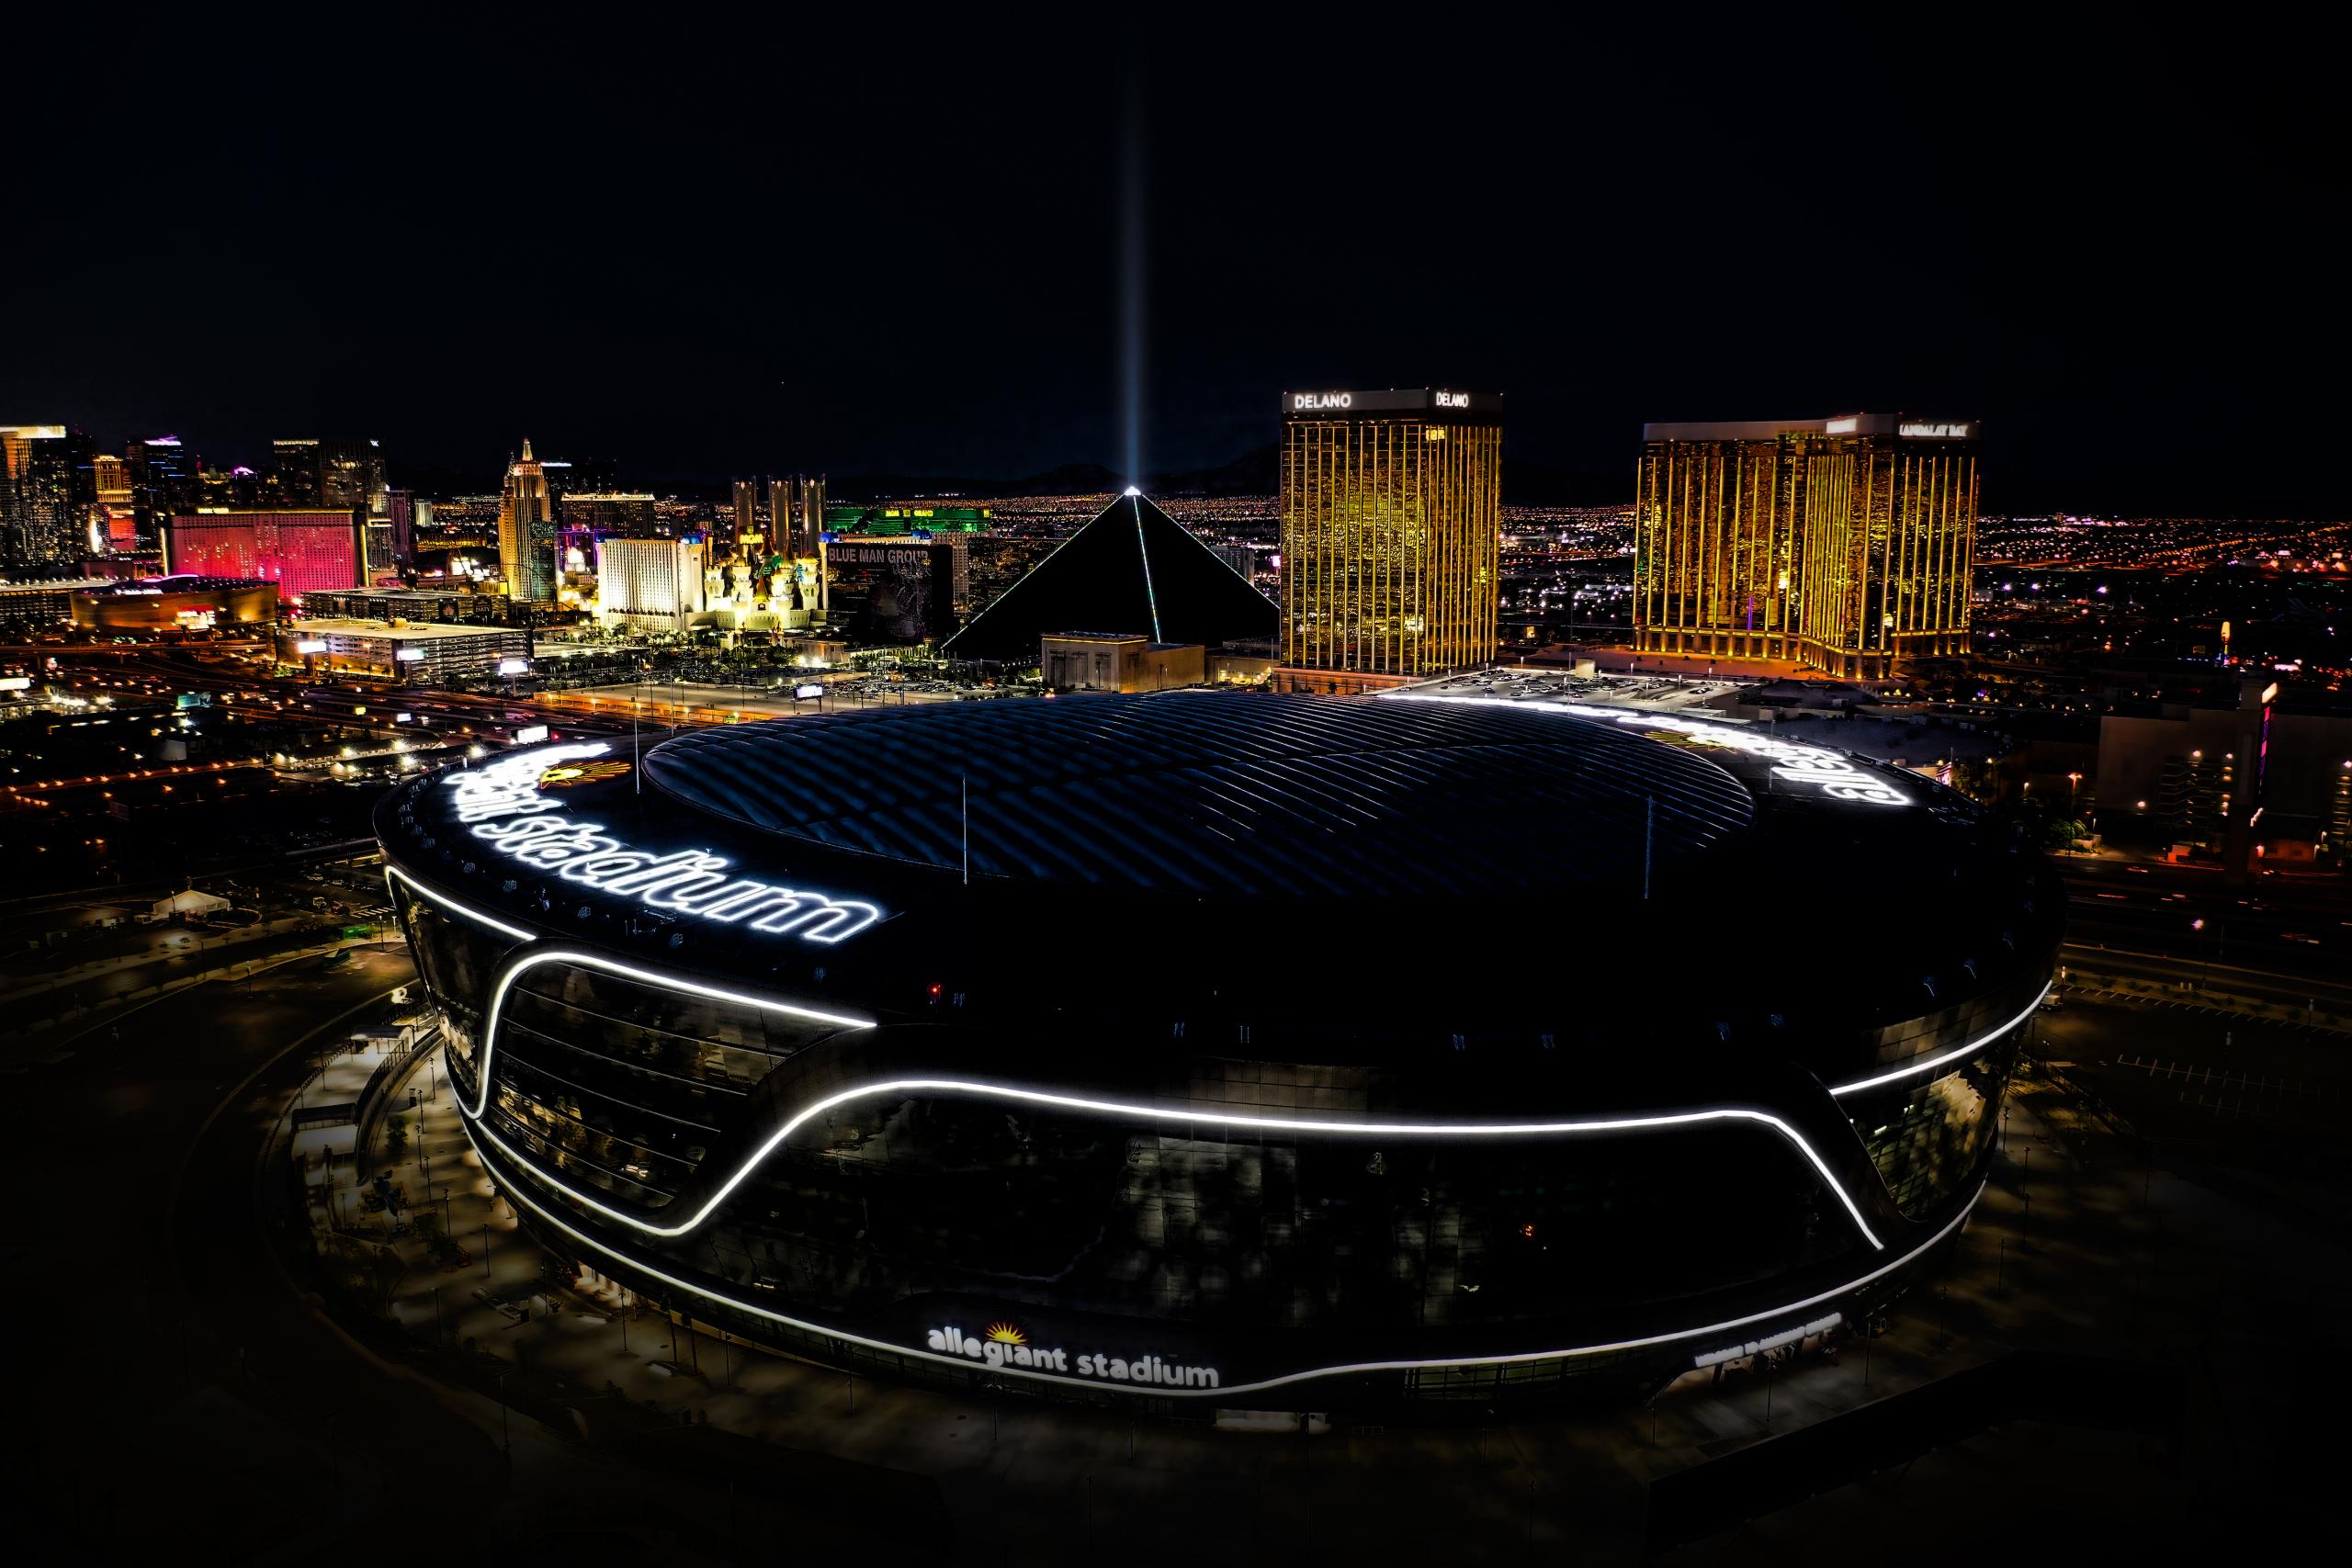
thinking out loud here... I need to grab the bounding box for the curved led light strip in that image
[390,815,2047,1109]
[467,947,876,1119]
[467,1072,1884,1247]
[1826,980,2052,1098]
[462,1107,1982,1403]
[385,863,539,944]
[394,871,2045,1259]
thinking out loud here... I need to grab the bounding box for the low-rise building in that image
[1043,632,1204,693]
[278,618,529,682]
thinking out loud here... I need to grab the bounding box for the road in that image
[2058,856,2348,994]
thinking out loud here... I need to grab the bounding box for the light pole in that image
[411,1087,429,1181]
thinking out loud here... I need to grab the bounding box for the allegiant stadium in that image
[378,691,2060,1410]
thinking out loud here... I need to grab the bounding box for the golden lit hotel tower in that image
[496,439,557,602]
[1277,388,1502,693]
[1634,414,1978,680]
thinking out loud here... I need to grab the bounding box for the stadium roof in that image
[640,693,1753,897]
[938,491,1275,661]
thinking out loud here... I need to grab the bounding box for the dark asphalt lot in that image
[2,946,516,1559]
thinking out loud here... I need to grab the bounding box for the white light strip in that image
[386,863,538,943]
[463,1108,1979,1402]
[401,881,1892,1251]
[467,948,876,1120]
[1826,980,2052,1098]
[464,951,1883,1247]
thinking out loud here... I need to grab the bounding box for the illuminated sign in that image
[1388,693,1908,807]
[445,743,882,943]
[794,682,826,700]
[1824,416,1860,434]
[0,676,31,692]
[1897,421,1973,439]
[394,647,427,662]
[512,724,550,744]
[923,1323,1220,1389]
[496,658,529,676]
[1433,390,1468,409]
[1291,392,1353,411]
[295,639,328,654]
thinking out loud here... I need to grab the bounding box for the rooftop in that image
[290,617,515,640]
[641,693,1754,898]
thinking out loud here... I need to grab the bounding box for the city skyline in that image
[5,18,2346,516]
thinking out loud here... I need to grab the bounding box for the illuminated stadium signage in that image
[445,743,883,943]
[924,1323,1221,1389]
[1387,693,1908,807]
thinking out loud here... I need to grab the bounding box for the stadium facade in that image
[379,694,2060,1410]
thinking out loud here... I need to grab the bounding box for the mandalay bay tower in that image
[1634,414,1979,680]
[1277,388,1502,694]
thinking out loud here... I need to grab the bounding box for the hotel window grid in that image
[1282,415,1500,677]
[1635,424,1977,679]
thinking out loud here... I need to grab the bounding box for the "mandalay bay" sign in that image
[445,742,884,943]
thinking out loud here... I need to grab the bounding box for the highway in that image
[2057,855,2348,999]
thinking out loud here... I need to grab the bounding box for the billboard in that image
[824,540,955,645]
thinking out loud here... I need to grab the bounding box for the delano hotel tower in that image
[1634,414,1978,680]
[1278,388,1502,694]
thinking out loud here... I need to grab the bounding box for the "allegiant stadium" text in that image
[924,1325,1221,1389]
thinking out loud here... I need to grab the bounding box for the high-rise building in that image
[1276,389,1503,693]
[386,488,423,569]
[1634,414,1978,680]
[271,438,390,569]
[766,474,827,558]
[732,479,762,554]
[594,536,708,635]
[197,464,263,510]
[767,478,794,556]
[161,508,364,604]
[315,439,388,513]
[1,423,94,570]
[495,440,558,601]
[85,453,136,554]
[797,475,827,558]
[269,438,322,506]
[129,435,201,540]
[561,492,659,538]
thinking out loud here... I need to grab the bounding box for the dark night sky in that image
[5,13,2344,514]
